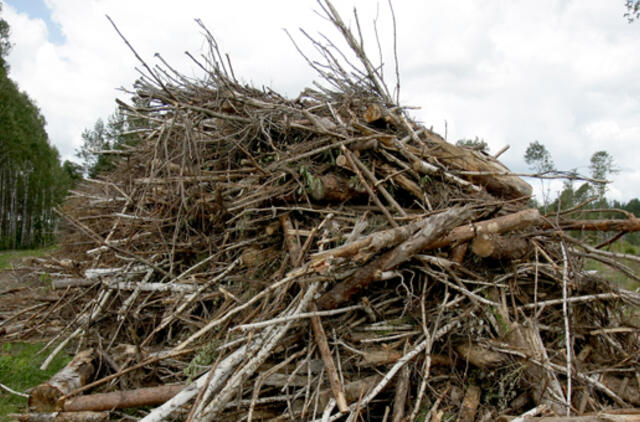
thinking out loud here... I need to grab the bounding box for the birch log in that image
[29,349,95,411]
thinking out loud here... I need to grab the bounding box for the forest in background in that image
[0,1,79,250]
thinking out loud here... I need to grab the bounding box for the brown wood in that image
[309,174,365,203]
[391,356,410,422]
[506,324,566,415]
[519,413,640,422]
[456,343,505,368]
[309,302,349,412]
[547,218,640,232]
[471,234,530,259]
[449,242,469,264]
[457,385,481,422]
[9,412,109,422]
[426,208,541,251]
[62,384,185,411]
[29,349,95,412]
[599,375,640,406]
[51,278,96,289]
[280,214,300,267]
[416,131,533,200]
[318,206,473,309]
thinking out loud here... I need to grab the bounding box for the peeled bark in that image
[29,349,95,412]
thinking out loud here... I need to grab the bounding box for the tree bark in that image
[416,131,533,200]
[318,206,473,309]
[471,234,530,259]
[29,350,95,412]
[548,218,640,232]
[9,412,109,422]
[425,208,541,251]
[62,385,185,411]
[309,302,349,412]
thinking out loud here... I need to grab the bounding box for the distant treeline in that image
[0,4,78,249]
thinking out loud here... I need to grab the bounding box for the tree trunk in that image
[318,206,473,309]
[9,412,109,422]
[29,350,95,411]
[416,131,533,200]
[471,234,530,259]
[62,385,185,412]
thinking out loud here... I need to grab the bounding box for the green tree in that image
[76,107,140,178]
[524,140,555,211]
[589,150,616,203]
[0,0,11,73]
[0,4,71,249]
[625,0,640,21]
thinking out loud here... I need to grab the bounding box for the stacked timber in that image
[4,1,640,421]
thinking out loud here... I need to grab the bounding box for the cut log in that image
[51,278,96,289]
[9,412,109,422]
[29,349,95,412]
[457,385,481,422]
[515,413,640,422]
[62,384,185,411]
[318,206,473,309]
[456,343,506,368]
[363,103,399,126]
[506,324,566,415]
[416,131,533,200]
[471,234,530,259]
[548,218,640,232]
[308,174,365,203]
[425,208,541,251]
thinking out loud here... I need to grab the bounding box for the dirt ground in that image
[0,268,61,342]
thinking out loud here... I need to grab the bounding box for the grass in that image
[0,246,56,271]
[0,342,72,420]
[583,239,640,291]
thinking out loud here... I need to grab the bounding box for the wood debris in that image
[3,1,640,421]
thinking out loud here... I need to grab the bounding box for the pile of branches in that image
[5,2,640,421]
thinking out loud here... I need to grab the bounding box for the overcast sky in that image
[3,0,640,203]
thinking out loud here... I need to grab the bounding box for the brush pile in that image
[5,2,640,421]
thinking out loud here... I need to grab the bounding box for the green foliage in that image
[524,140,555,211]
[456,136,489,153]
[625,0,640,21]
[0,342,72,420]
[76,108,141,178]
[0,0,11,72]
[0,73,72,249]
[589,150,617,202]
[184,340,221,382]
[524,140,554,174]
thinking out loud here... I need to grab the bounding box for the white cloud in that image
[4,0,640,201]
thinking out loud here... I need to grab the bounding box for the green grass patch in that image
[582,239,640,291]
[0,246,56,270]
[0,342,72,421]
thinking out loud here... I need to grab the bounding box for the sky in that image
[2,0,640,203]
